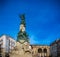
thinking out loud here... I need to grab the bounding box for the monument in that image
[10,14,32,57]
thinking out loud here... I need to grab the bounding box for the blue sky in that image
[0,0,60,45]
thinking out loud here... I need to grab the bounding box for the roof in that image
[50,39,60,46]
[0,34,16,41]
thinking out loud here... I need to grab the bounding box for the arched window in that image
[43,48,47,53]
[38,48,42,53]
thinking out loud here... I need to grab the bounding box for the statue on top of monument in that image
[17,14,29,44]
[19,14,26,27]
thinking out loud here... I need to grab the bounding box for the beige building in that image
[31,45,50,57]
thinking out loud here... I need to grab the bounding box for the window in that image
[43,48,47,53]
[38,48,42,53]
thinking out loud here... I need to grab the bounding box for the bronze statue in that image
[19,14,26,27]
[17,14,29,43]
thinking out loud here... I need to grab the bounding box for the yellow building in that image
[31,45,50,57]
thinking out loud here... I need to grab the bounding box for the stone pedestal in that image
[10,42,33,57]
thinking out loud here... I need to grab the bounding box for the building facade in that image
[50,39,60,57]
[0,35,16,57]
[31,45,50,57]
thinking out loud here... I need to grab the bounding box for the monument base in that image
[10,42,33,57]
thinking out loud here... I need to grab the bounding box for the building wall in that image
[0,35,16,53]
[50,44,57,57]
[50,39,60,57]
[9,37,16,50]
[32,45,50,57]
